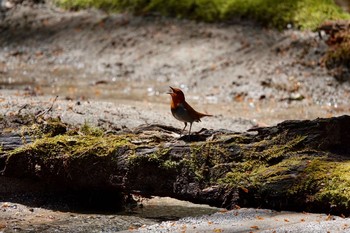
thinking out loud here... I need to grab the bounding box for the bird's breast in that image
[171,103,197,123]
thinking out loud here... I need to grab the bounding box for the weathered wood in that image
[1,115,350,215]
[0,133,31,151]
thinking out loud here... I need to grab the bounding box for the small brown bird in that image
[168,86,212,135]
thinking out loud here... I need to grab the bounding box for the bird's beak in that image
[167,86,174,94]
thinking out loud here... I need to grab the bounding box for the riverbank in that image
[1,1,350,232]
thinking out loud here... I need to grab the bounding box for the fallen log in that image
[1,115,350,215]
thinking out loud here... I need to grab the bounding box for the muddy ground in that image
[1,0,350,232]
[1,0,350,130]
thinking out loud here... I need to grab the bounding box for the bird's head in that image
[167,86,185,103]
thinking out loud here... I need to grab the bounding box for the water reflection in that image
[123,197,221,221]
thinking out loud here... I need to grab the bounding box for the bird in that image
[167,86,212,135]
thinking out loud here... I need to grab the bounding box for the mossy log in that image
[1,115,350,215]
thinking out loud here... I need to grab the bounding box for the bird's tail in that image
[198,112,213,118]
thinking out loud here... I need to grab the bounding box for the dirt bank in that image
[1,1,350,232]
[0,1,349,129]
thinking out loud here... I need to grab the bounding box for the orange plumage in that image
[168,86,212,135]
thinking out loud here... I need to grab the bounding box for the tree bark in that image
[1,115,350,215]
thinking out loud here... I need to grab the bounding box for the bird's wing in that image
[183,101,212,121]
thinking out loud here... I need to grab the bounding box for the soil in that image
[1,0,350,232]
[131,208,350,233]
[1,0,350,130]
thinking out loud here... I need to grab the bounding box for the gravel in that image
[129,208,350,233]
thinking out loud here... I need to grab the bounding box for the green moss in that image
[229,134,252,144]
[219,163,258,187]
[288,159,350,209]
[128,147,180,170]
[20,117,67,143]
[217,154,312,198]
[318,161,350,208]
[80,121,103,137]
[14,133,131,159]
[222,154,350,210]
[249,135,307,163]
[187,143,211,180]
[172,131,312,198]
[55,0,126,12]
[186,134,307,185]
[261,156,305,178]
[226,0,350,30]
[217,134,314,192]
[162,159,179,169]
[55,0,350,30]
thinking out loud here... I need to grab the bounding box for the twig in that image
[17,104,29,114]
[35,96,59,119]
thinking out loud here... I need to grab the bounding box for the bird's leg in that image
[181,122,187,135]
[189,122,193,136]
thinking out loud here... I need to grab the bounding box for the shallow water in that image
[0,197,221,233]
